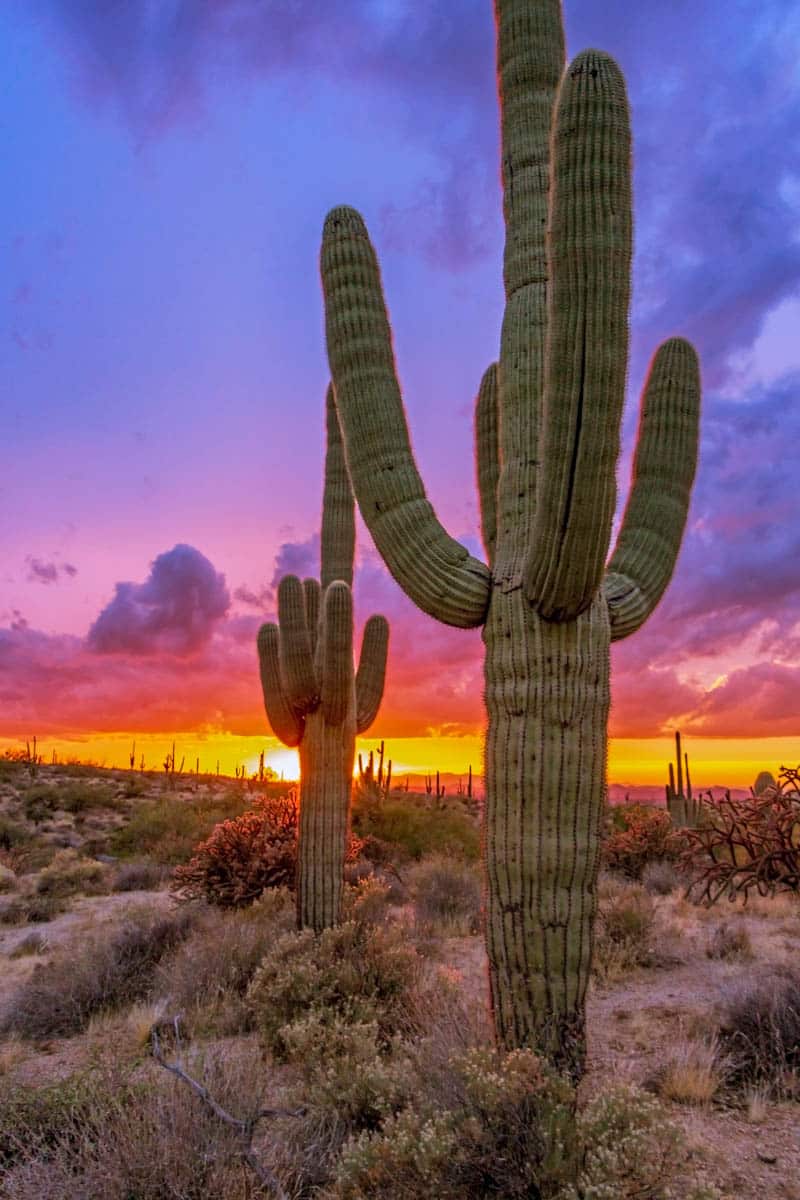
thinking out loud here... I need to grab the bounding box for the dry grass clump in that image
[0,1052,267,1199]
[641,858,683,896]
[34,849,108,898]
[8,931,49,958]
[155,890,295,1035]
[0,893,66,926]
[592,875,658,982]
[717,966,800,1098]
[651,1035,726,1106]
[409,856,482,935]
[706,919,753,960]
[110,860,171,892]
[1,907,195,1040]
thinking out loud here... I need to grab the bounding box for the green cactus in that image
[319,0,700,1077]
[257,388,389,932]
[665,730,704,828]
[752,770,777,796]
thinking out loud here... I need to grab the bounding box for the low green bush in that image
[110,791,246,864]
[352,797,479,862]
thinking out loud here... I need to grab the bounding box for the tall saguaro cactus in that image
[320,0,700,1076]
[257,389,389,932]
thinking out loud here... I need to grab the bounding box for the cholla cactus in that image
[257,389,389,931]
[320,0,700,1075]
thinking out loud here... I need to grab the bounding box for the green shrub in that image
[0,1073,104,1168]
[247,919,421,1058]
[2,908,195,1039]
[352,797,479,862]
[0,893,66,925]
[110,791,246,864]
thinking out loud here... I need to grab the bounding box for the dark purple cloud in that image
[25,557,77,585]
[88,543,230,656]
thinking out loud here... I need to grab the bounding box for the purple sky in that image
[1,0,799,752]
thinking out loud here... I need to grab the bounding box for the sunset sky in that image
[2,1,799,787]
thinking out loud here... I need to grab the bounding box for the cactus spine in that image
[320,0,700,1076]
[257,388,389,931]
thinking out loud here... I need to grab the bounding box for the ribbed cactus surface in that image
[320,0,700,1076]
[258,389,389,931]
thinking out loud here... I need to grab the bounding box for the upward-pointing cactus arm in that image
[475,363,500,567]
[303,577,321,656]
[320,581,354,725]
[277,575,318,712]
[320,208,491,629]
[257,624,304,747]
[321,385,355,590]
[355,614,389,733]
[524,51,633,621]
[604,338,701,641]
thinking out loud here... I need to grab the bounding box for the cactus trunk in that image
[297,708,355,931]
[484,593,608,1075]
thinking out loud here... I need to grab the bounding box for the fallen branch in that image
[151,1015,303,1198]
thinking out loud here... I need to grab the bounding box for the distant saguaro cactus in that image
[666,731,704,828]
[257,389,389,931]
[320,0,700,1075]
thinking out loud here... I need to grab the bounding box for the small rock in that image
[757,1152,778,1165]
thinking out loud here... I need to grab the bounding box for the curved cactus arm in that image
[321,384,355,589]
[524,51,633,621]
[355,614,389,733]
[604,338,701,641]
[475,363,500,567]
[277,575,318,713]
[319,581,354,725]
[320,207,491,629]
[303,577,321,657]
[257,624,304,747]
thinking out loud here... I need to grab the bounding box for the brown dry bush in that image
[718,966,800,1098]
[706,920,753,961]
[155,890,295,1035]
[2,907,195,1040]
[409,856,482,935]
[34,849,108,898]
[0,1051,271,1199]
[592,875,658,982]
[111,860,171,892]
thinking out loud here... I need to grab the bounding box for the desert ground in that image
[1,758,798,1198]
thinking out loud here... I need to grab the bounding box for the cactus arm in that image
[604,338,701,641]
[320,207,490,629]
[524,51,633,620]
[355,614,389,733]
[321,385,356,589]
[319,581,354,725]
[277,575,318,712]
[303,577,321,657]
[256,624,304,747]
[475,363,500,567]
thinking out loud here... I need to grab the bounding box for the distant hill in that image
[390,775,750,805]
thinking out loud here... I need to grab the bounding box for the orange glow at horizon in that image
[2,731,797,790]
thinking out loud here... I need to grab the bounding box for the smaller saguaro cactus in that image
[258,389,389,930]
[665,730,703,827]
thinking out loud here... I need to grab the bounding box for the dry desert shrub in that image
[110,860,171,892]
[602,803,680,880]
[641,858,684,896]
[706,919,753,960]
[718,966,800,1098]
[652,1035,726,1106]
[0,1050,269,1199]
[8,930,49,958]
[1,906,195,1039]
[155,890,295,1035]
[592,875,658,982]
[409,856,482,935]
[0,892,66,926]
[34,849,108,898]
